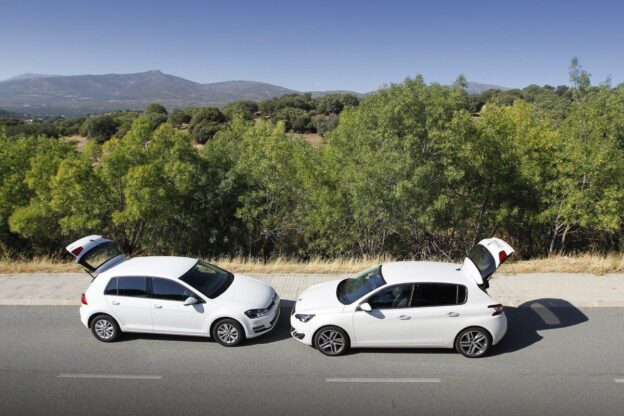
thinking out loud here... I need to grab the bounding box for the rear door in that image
[461,237,514,288]
[103,276,153,332]
[409,283,469,347]
[148,278,207,335]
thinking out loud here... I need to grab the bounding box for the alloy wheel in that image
[217,323,239,344]
[459,330,488,357]
[94,319,115,340]
[317,329,346,355]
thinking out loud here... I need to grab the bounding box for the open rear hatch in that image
[461,237,514,290]
[66,235,126,278]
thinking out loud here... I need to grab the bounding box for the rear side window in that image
[367,284,414,309]
[150,278,194,302]
[117,277,147,297]
[412,283,467,307]
[103,278,117,295]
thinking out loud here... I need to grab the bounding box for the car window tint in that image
[103,277,117,295]
[150,278,192,301]
[117,277,147,297]
[368,284,413,309]
[412,283,466,307]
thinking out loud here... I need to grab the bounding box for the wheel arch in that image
[87,312,120,329]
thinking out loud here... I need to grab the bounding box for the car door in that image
[351,284,417,347]
[148,277,207,335]
[104,276,153,332]
[409,283,468,347]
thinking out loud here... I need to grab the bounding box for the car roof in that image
[102,256,198,279]
[380,261,469,285]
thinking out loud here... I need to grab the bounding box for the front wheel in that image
[314,326,349,356]
[455,327,491,358]
[90,314,121,342]
[212,319,245,347]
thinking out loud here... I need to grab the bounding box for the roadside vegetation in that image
[0,58,623,266]
[1,254,623,275]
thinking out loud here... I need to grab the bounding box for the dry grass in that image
[60,135,89,151]
[295,133,325,146]
[501,253,624,275]
[1,254,622,275]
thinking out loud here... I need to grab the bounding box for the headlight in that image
[245,308,270,319]
[295,314,315,323]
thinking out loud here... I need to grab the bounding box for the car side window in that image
[367,284,414,309]
[412,283,467,307]
[103,277,117,295]
[116,276,147,297]
[150,277,194,302]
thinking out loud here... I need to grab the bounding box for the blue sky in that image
[1,0,622,92]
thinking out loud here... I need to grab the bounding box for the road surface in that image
[0,303,622,415]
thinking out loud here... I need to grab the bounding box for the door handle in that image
[447,312,460,317]
[111,300,120,305]
[399,315,411,320]
[153,304,162,309]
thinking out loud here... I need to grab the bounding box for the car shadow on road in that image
[489,298,589,356]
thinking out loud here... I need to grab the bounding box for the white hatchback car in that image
[68,235,280,346]
[290,237,513,357]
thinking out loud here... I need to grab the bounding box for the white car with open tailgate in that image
[290,237,513,357]
[68,235,280,346]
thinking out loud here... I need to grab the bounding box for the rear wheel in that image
[212,319,245,347]
[90,314,121,342]
[455,327,491,358]
[314,326,349,356]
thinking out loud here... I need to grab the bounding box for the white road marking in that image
[615,379,624,383]
[57,374,162,380]
[326,377,440,383]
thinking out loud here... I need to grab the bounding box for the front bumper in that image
[289,309,314,346]
[245,296,281,338]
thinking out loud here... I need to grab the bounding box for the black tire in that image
[90,314,121,342]
[455,327,491,358]
[314,326,349,356]
[212,319,245,347]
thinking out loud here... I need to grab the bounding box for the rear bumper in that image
[79,305,89,328]
[489,314,508,345]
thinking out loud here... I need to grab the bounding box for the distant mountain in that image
[465,82,508,94]
[0,70,301,116]
[0,70,507,116]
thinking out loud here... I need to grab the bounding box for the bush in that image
[145,103,168,115]
[168,108,192,127]
[80,115,118,142]
[272,107,311,133]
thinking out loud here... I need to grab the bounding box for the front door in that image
[148,277,207,335]
[352,284,416,346]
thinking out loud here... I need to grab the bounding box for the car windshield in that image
[179,260,234,299]
[467,244,497,280]
[336,266,386,304]
[81,242,121,271]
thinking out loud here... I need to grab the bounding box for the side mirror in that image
[359,302,372,312]
[183,296,198,306]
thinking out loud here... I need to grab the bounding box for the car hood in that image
[217,274,275,309]
[295,279,345,314]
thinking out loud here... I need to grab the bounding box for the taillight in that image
[81,293,88,305]
[498,250,508,263]
[488,304,504,316]
[71,246,83,256]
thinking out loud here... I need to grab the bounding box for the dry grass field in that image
[1,254,623,275]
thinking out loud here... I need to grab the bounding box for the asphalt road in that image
[0,302,623,416]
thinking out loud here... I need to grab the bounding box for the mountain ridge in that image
[0,70,507,116]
